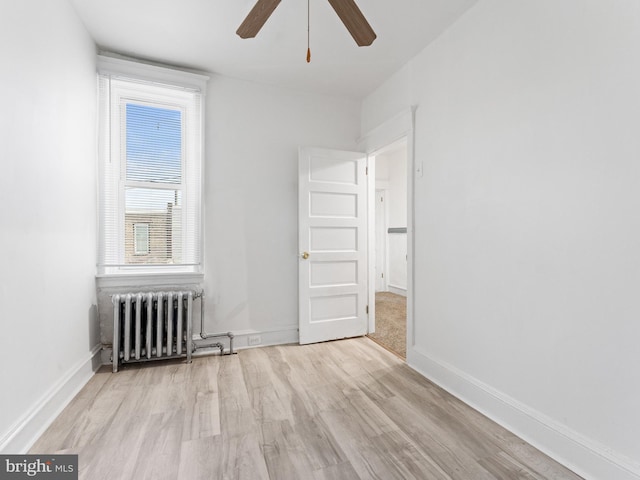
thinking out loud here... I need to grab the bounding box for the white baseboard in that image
[406,346,640,480]
[387,284,407,297]
[101,325,300,364]
[193,325,299,355]
[0,346,102,454]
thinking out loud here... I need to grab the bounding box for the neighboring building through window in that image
[97,56,208,274]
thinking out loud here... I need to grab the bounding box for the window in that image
[133,223,150,255]
[97,56,208,274]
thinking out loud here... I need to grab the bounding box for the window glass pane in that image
[125,188,182,265]
[126,103,182,184]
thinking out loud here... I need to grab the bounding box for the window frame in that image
[97,55,208,276]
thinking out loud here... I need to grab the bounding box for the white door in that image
[298,147,368,345]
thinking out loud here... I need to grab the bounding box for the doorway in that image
[367,138,408,358]
[297,109,415,351]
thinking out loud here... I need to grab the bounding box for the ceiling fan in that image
[236,0,377,48]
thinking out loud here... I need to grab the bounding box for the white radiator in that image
[111,291,195,372]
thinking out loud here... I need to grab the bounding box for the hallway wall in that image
[361,1,640,478]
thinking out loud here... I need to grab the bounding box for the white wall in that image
[362,1,640,479]
[361,64,412,135]
[0,0,99,452]
[203,76,361,346]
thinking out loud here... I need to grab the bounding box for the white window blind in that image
[97,56,208,274]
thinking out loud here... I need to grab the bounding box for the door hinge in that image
[366,166,369,175]
[366,305,369,314]
[381,273,384,278]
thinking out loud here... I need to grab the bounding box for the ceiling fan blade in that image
[326,0,376,46]
[236,0,282,39]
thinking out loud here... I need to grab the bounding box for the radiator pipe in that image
[194,333,235,355]
[195,342,224,355]
[195,291,235,354]
[196,332,235,354]
[200,290,205,335]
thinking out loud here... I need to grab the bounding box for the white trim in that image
[387,285,407,297]
[0,346,101,454]
[196,326,299,352]
[367,158,377,333]
[357,108,415,153]
[95,272,204,289]
[405,109,416,353]
[97,54,209,92]
[406,346,640,480]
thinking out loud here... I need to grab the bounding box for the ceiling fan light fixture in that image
[236,0,376,58]
[236,0,282,39]
[326,0,376,46]
[307,0,311,63]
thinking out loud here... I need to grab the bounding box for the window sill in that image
[96,271,204,290]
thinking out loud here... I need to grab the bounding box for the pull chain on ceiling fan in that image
[307,0,311,63]
[236,0,376,62]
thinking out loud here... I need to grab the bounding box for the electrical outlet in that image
[248,335,262,346]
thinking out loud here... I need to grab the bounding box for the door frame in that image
[374,188,388,293]
[360,107,416,353]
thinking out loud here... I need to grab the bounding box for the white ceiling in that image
[70,0,478,99]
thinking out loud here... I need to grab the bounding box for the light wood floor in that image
[30,337,582,480]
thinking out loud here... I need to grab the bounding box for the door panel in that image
[310,294,358,322]
[310,227,358,252]
[299,147,368,345]
[310,192,358,217]
[310,261,358,287]
[309,157,358,184]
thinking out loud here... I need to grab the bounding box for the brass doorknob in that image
[301,252,310,259]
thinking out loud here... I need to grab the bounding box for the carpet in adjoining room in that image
[367,291,406,358]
